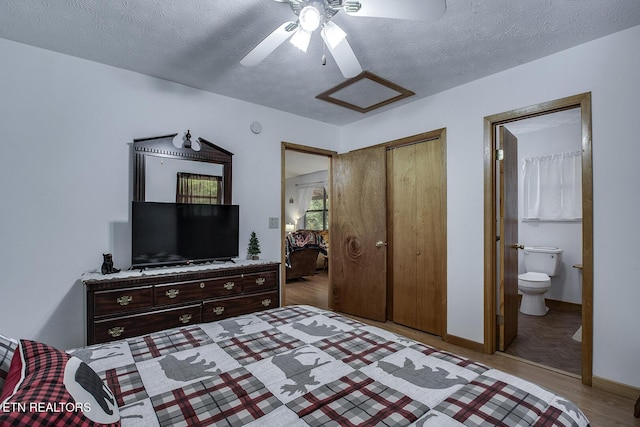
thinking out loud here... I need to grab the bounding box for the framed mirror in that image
[133,133,233,204]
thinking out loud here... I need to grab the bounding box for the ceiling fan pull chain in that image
[322,40,327,66]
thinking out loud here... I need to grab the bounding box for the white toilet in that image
[518,246,563,316]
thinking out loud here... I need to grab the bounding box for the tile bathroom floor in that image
[503,301,583,376]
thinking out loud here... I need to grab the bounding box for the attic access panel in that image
[316,71,414,113]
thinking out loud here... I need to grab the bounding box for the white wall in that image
[512,119,583,304]
[340,26,640,388]
[0,38,339,350]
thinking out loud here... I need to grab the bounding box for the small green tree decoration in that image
[248,231,261,260]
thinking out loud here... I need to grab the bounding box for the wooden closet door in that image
[389,144,418,327]
[390,139,446,336]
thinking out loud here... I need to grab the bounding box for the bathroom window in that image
[522,151,581,221]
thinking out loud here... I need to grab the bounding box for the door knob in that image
[512,244,524,250]
[375,241,387,248]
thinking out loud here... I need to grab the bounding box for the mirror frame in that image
[133,133,233,204]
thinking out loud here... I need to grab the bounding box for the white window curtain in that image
[522,151,582,220]
[294,185,317,227]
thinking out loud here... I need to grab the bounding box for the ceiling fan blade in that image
[290,28,313,52]
[321,31,362,78]
[321,21,346,49]
[240,21,298,66]
[345,0,446,22]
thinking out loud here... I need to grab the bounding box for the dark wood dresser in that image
[83,261,280,345]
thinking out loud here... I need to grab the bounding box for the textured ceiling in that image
[285,150,330,179]
[1,0,639,125]
[505,108,581,136]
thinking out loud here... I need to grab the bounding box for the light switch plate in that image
[269,217,279,229]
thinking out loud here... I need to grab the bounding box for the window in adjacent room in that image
[176,173,222,204]
[304,187,329,230]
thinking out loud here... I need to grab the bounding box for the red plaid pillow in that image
[0,340,120,426]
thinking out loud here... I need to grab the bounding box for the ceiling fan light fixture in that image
[290,28,313,52]
[299,5,321,32]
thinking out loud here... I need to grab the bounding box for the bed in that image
[1,305,590,426]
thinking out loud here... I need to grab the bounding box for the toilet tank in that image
[523,246,563,276]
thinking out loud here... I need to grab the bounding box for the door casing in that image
[483,93,593,385]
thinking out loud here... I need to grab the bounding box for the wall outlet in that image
[268,217,279,229]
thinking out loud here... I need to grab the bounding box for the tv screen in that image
[132,202,239,268]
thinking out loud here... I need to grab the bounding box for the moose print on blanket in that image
[216,318,260,339]
[271,347,331,396]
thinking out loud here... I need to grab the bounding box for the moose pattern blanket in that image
[69,305,590,426]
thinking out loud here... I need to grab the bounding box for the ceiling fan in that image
[240,0,446,78]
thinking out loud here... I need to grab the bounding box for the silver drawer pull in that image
[223,281,235,290]
[108,326,124,337]
[256,277,266,286]
[262,299,272,307]
[179,314,192,324]
[212,306,225,316]
[166,289,179,299]
[200,282,205,289]
[117,295,132,306]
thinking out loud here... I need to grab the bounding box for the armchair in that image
[285,230,327,281]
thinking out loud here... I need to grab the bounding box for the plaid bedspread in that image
[69,306,590,426]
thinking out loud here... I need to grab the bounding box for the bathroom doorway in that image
[483,93,593,385]
[501,110,583,375]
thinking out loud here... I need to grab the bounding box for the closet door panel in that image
[390,144,418,327]
[390,138,446,336]
[416,139,446,335]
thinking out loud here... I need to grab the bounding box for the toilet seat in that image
[518,272,550,281]
[518,272,550,288]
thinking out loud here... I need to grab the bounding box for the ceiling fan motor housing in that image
[290,0,343,29]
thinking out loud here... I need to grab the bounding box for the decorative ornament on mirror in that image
[183,130,192,149]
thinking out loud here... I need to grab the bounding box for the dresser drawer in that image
[94,286,153,316]
[93,304,202,343]
[202,291,279,323]
[242,271,278,293]
[155,276,242,306]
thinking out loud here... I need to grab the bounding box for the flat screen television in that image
[132,202,239,268]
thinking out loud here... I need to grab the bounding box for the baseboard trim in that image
[592,376,640,400]
[545,299,582,311]
[445,334,484,353]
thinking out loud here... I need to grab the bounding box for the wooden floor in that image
[284,271,640,426]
